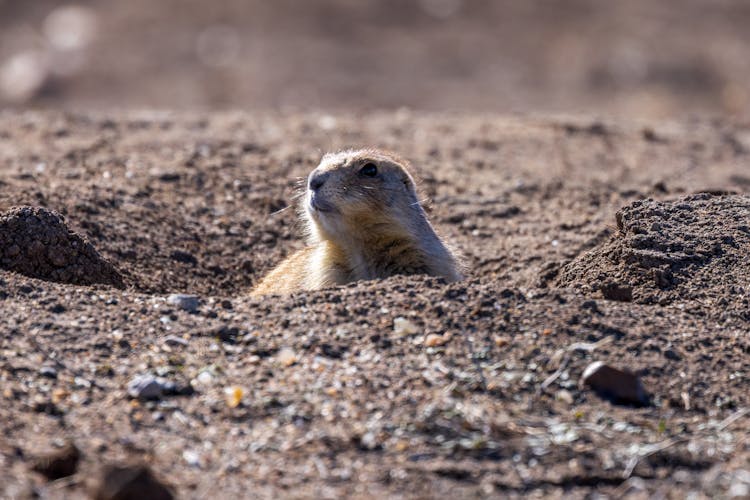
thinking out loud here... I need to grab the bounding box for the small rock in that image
[163,335,188,347]
[31,441,81,480]
[74,377,91,388]
[494,337,509,347]
[92,464,173,500]
[194,370,214,386]
[224,386,244,408]
[276,348,297,367]
[127,375,164,399]
[358,431,380,450]
[39,366,58,379]
[581,361,649,406]
[51,388,69,404]
[393,317,419,336]
[424,333,450,347]
[166,294,200,313]
[555,389,574,405]
[182,450,202,468]
[127,374,179,400]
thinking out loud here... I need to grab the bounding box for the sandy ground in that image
[0,111,748,498]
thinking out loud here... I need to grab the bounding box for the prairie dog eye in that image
[359,163,378,177]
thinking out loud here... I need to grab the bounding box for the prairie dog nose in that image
[308,171,328,191]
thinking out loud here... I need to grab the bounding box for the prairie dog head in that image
[303,149,423,245]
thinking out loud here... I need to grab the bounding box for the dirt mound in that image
[0,206,123,287]
[557,193,750,306]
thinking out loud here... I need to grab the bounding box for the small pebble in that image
[224,386,244,408]
[127,374,177,400]
[163,335,189,347]
[581,361,649,406]
[555,389,574,405]
[40,366,58,379]
[494,337,509,347]
[277,348,297,367]
[166,294,200,313]
[424,333,450,347]
[393,317,419,336]
[51,388,69,404]
[183,450,202,468]
[193,370,215,387]
[73,377,91,388]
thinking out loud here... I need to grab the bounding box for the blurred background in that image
[1,0,749,118]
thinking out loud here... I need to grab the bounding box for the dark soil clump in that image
[0,206,124,288]
[557,194,750,305]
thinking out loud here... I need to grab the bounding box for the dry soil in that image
[0,111,749,498]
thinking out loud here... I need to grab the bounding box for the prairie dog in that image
[250,149,462,296]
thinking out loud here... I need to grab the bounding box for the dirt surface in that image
[1,111,749,498]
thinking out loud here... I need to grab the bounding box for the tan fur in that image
[250,149,463,296]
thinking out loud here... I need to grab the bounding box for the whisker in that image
[269,205,294,216]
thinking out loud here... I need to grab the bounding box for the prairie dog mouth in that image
[307,192,336,214]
